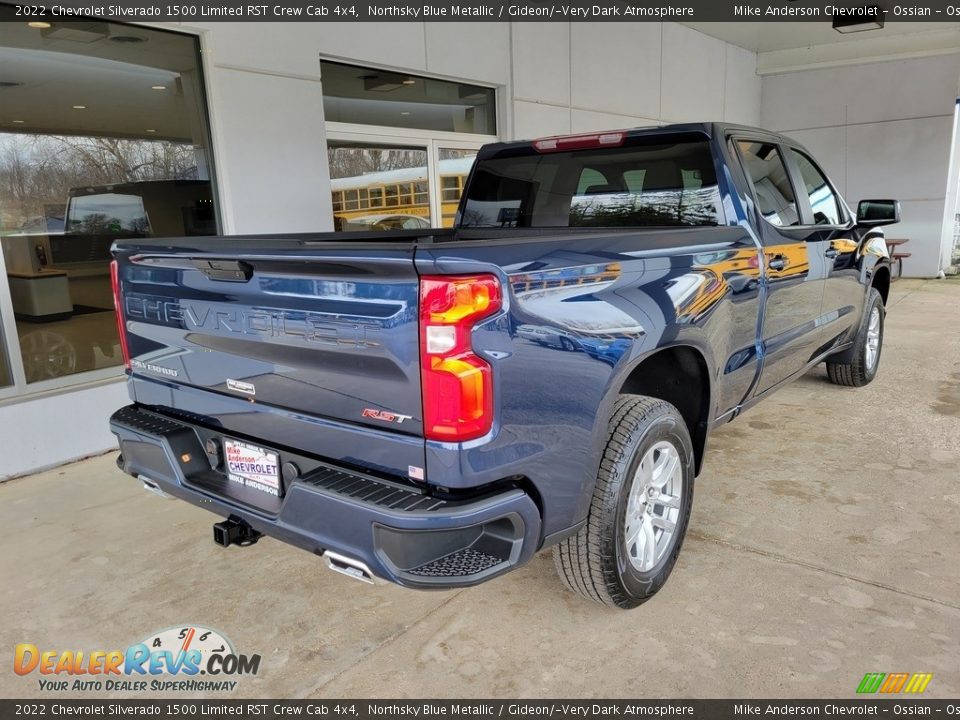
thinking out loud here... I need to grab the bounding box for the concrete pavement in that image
[1,278,957,699]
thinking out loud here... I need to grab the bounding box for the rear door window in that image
[460,138,724,228]
[736,141,799,228]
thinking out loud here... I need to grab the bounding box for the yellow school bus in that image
[330,157,475,230]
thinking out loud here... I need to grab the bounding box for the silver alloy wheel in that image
[865,306,881,371]
[624,440,683,573]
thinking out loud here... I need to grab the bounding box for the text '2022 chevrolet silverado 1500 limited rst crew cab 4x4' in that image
[109,123,899,608]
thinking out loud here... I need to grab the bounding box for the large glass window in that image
[790,149,843,226]
[321,61,496,135]
[438,148,478,227]
[0,13,217,388]
[737,141,799,227]
[328,143,432,232]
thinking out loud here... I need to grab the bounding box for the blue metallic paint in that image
[110,123,891,583]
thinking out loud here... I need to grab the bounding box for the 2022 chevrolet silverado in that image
[109,123,899,608]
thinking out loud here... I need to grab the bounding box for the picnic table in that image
[885,238,911,279]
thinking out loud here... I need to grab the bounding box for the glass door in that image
[326,128,492,231]
[431,145,482,228]
[327,138,431,232]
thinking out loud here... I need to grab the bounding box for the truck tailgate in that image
[113,235,427,481]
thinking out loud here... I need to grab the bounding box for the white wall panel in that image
[760,69,847,131]
[193,21,429,75]
[844,56,959,125]
[0,380,126,481]
[512,23,570,106]
[724,44,762,126]
[571,109,659,133]
[570,23,662,119]
[425,23,509,85]
[210,67,333,234]
[845,116,953,203]
[661,24,726,123]
[513,101,571,139]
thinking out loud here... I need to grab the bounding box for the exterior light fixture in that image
[833,7,884,32]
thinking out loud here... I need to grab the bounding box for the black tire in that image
[553,395,695,609]
[826,287,884,388]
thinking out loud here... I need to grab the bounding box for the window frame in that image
[783,145,852,229]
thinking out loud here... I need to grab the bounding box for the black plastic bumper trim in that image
[110,404,541,589]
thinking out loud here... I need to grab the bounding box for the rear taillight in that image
[419,274,502,442]
[533,131,625,153]
[110,260,131,371]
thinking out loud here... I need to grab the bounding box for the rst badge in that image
[226,378,255,396]
[362,408,413,425]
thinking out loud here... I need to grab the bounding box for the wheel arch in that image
[617,344,712,476]
[871,263,891,305]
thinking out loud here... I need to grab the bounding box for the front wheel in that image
[826,287,884,387]
[553,395,695,609]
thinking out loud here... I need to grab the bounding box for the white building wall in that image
[1,21,761,480]
[760,54,960,278]
[511,22,761,138]
[0,381,128,480]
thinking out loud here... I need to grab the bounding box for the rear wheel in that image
[553,395,694,609]
[826,287,884,387]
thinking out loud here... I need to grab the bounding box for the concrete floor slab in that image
[1,278,958,699]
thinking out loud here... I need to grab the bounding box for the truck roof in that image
[491,122,789,155]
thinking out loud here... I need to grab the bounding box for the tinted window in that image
[790,149,842,225]
[321,61,496,135]
[737,141,799,227]
[460,139,723,229]
[65,193,150,235]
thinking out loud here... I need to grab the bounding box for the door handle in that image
[768,255,786,272]
[195,259,253,282]
[824,248,839,259]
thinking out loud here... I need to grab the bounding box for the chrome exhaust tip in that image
[324,550,379,585]
[139,476,172,499]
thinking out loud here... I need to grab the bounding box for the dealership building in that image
[1,10,959,479]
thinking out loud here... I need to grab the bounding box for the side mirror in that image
[857,199,900,227]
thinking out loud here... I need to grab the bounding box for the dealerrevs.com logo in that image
[14,625,260,693]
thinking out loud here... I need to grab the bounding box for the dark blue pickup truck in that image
[110,123,899,608]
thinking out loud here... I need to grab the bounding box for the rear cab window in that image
[459,135,725,229]
[735,140,799,228]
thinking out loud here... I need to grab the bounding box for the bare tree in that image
[0,133,197,231]
[327,147,427,180]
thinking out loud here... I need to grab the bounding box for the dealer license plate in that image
[223,439,281,497]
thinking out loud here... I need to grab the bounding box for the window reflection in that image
[328,143,431,231]
[321,61,496,135]
[790,149,842,225]
[328,145,477,230]
[0,14,216,386]
[461,141,723,228]
[737,141,799,227]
